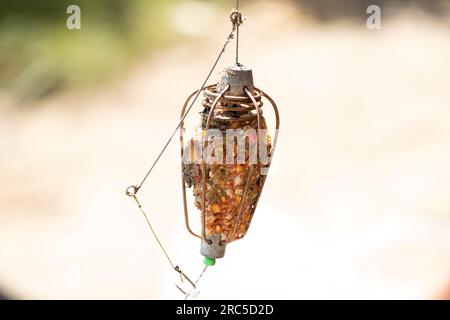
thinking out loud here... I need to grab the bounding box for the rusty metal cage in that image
[180,65,280,260]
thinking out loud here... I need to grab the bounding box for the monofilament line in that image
[131,195,175,269]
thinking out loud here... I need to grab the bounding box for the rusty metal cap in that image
[217,64,254,96]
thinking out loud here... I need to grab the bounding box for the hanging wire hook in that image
[230,0,244,65]
[175,265,196,289]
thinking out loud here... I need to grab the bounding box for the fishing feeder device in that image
[126,1,280,297]
[180,65,279,266]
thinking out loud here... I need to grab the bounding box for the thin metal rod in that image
[131,195,176,269]
[133,26,239,193]
[180,90,202,239]
[256,88,280,152]
[235,0,240,65]
[176,285,187,295]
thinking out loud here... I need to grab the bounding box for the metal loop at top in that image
[230,10,243,28]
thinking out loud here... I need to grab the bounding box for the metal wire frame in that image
[179,85,280,244]
[180,90,202,239]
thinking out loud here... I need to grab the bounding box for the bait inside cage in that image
[180,64,279,262]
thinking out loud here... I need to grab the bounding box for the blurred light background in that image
[0,0,449,299]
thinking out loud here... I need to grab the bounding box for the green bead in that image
[203,257,216,266]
